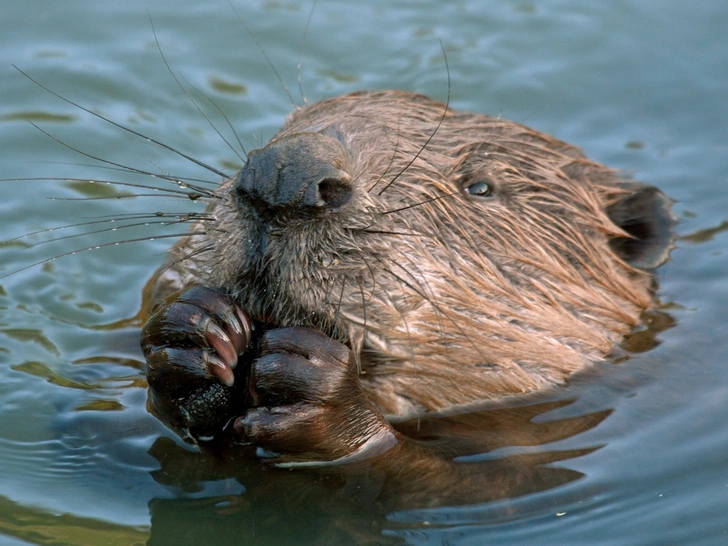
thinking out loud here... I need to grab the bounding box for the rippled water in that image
[1,1,727,544]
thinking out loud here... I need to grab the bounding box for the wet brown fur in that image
[149,90,664,418]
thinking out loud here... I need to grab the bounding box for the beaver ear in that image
[606,184,676,269]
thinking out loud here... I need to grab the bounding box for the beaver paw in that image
[234,327,398,466]
[141,286,253,444]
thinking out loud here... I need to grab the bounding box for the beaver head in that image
[153,90,674,417]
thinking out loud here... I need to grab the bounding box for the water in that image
[1,1,727,544]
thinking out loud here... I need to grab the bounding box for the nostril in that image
[316,178,353,209]
[235,132,354,214]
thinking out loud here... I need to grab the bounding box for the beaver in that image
[141,89,674,464]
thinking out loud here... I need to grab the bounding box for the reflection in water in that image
[144,399,609,545]
[0,494,148,546]
[30,241,668,543]
[140,307,676,544]
[0,301,675,545]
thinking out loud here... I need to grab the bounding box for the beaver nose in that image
[234,132,353,216]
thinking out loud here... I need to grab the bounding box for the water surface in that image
[1,1,727,544]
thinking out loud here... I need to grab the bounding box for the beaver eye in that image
[463,180,493,198]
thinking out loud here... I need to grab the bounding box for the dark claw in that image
[205,351,235,387]
[204,321,239,370]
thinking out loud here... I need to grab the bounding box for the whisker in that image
[377,40,451,196]
[367,113,401,194]
[227,1,297,108]
[318,269,339,329]
[378,258,488,364]
[331,276,346,341]
[47,194,210,202]
[3,213,211,245]
[18,219,207,250]
[147,15,247,163]
[31,161,219,185]
[66,211,206,220]
[389,248,447,342]
[296,0,318,105]
[1,232,208,280]
[380,191,458,216]
[14,65,230,180]
[181,76,248,159]
[147,243,216,288]
[23,123,219,198]
[352,278,369,375]
[0,177,213,199]
[355,229,422,237]
[389,272,417,382]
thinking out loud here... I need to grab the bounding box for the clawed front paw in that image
[142,290,397,463]
[234,327,398,465]
[142,286,253,443]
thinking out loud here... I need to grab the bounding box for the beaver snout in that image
[234,132,354,219]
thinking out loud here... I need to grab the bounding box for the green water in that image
[1,1,727,544]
